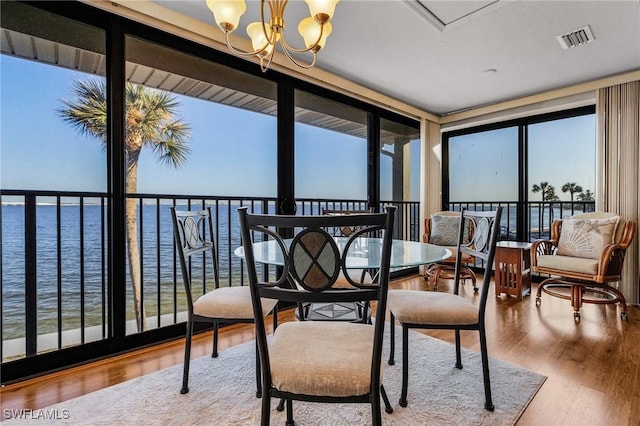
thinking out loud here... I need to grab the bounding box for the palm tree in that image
[59,79,190,332]
[532,181,556,201]
[577,189,595,201]
[561,182,583,202]
[532,181,559,222]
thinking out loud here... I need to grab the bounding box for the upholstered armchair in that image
[531,212,636,321]
[423,211,477,292]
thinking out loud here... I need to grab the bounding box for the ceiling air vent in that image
[556,25,595,49]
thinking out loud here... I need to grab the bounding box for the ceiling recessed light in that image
[481,68,497,76]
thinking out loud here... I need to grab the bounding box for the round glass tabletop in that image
[234,237,450,269]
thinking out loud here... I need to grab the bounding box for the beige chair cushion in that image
[556,216,618,259]
[388,290,478,325]
[193,286,277,319]
[535,254,599,275]
[269,321,376,397]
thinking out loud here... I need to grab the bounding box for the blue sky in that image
[2,53,591,204]
[449,115,595,202]
[1,55,419,201]
[0,55,390,198]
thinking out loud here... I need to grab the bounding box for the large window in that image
[294,90,368,203]
[448,127,518,203]
[123,36,277,334]
[444,107,596,241]
[1,2,107,361]
[528,115,596,196]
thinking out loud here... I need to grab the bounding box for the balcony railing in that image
[0,190,419,364]
[4,189,594,368]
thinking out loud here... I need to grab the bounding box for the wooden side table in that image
[495,241,531,300]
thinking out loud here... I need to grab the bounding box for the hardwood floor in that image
[2,275,639,425]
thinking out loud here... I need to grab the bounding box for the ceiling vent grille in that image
[556,25,595,49]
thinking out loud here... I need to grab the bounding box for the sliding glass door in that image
[1,1,108,367]
[443,107,596,242]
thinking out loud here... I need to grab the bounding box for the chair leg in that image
[571,285,583,321]
[433,268,441,292]
[371,385,382,426]
[260,392,271,426]
[380,384,393,414]
[212,322,219,358]
[602,284,630,320]
[255,339,262,398]
[454,329,463,369]
[535,281,544,306]
[277,398,286,412]
[479,325,494,411]
[285,399,294,426]
[469,268,478,293]
[181,320,193,394]
[388,313,395,365]
[399,325,409,407]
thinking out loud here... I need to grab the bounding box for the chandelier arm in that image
[260,0,271,44]
[260,40,279,72]
[279,42,317,69]
[223,31,270,58]
[279,21,325,54]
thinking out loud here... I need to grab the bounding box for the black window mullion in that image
[277,81,295,216]
[368,112,380,212]
[107,17,127,348]
[518,124,529,241]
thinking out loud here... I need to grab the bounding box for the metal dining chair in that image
[238,206,396,426]
[171,207,278,395]
[387,207,503,411]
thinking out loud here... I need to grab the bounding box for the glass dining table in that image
[234,237,451,271]
[234,237,451,321]
[235,237,451,321]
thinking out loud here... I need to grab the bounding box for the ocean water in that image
[1,202,272,340]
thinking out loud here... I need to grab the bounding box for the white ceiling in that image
[153,0,640,116]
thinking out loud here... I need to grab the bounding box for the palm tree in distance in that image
[532,181,559,222]
[532,181,557,201]
[561,182,583,202]
[59,79,191,332]
[577,189,595,201]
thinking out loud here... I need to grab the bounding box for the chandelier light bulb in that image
[305,0,339,23]
[298,17,332,51]
[247,22,276,57]
[207,0,246,32]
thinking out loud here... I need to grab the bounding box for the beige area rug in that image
[6,327,545,425]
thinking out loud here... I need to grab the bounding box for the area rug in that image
[6,327,545,425]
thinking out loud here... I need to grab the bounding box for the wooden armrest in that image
[530,239,557,267]
[598,243,627,277]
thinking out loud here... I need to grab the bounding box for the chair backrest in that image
[453,208,502,309]
[170,207,220,310]
[238,206,396,383]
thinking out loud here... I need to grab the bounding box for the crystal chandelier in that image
[206,0,339,72]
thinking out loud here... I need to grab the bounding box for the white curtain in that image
[596,81,640,305]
